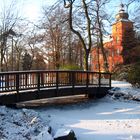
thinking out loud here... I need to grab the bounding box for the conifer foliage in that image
[22,52,32,70]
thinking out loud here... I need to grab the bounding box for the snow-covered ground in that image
[0,80,140,140]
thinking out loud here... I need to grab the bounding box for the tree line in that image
[0,0,140,72]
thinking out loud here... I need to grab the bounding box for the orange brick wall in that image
[91,20,133,72]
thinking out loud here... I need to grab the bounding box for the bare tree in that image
[63,0,93,70]
[0,0,21,71]
[41,5,83,70]
[7,35,25,71]
[129,1,140,30]
[93,0,110,72]
[63,0,110,71]
[123,0,139,12]
[25,27,42,70]
[41,6,64,69]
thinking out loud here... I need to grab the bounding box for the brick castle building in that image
[91,4,134,72]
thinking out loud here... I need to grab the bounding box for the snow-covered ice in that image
[0,80,140,140]
[37,96,140,140]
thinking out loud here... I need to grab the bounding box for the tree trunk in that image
[96,1,109,72]
[84,50,90,71]
[65,0,92,71]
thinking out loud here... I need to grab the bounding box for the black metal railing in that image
[0,70,111,94]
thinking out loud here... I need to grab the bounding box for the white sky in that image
[21,0,57,21]
[0,0,136,23]
[18,0,136,21]
[0,0,57,22]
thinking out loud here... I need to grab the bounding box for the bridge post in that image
[25,73,27,87]
[86,72,89,88]
[72,71,75,89]
[16,73,19,102]
[98,73,101,88]
[85,72,89,97]
[16,74,19,93]
[37,73,40,91]
[56,71,59,96]
[109,73,112,88]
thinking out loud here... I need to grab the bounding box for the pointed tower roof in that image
[115,3,130,22]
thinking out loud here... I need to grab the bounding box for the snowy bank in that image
[0,80,140,140]
[0,106,53,140]
[110,80,140,101]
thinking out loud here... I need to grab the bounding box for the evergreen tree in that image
[22,52,32,70]
[32,53,46,70]
[121,29,139,64]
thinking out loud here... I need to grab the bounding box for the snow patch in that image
[54,128,72,138]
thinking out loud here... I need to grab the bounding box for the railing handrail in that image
[0,70,112,75]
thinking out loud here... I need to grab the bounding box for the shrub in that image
[60,64,83,70]
[112,65,130,81]
[127,62,140,87]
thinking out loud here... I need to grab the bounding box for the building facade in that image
[91,4,134,72]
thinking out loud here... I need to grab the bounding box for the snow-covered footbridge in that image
[0,70,111,105]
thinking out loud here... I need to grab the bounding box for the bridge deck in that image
[0,70,111,105]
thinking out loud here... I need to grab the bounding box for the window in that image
[95,64,98,69]
[112,63,114,67]
[116,26,118,32]
[112,51,114,57]
[116,36,119,43]
[117,48,120,55]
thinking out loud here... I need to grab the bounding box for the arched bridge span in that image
[0,70,112,105]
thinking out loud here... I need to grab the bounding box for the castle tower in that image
[90,4,134,72]
[112,3,134,57]
[110,3,134,70]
